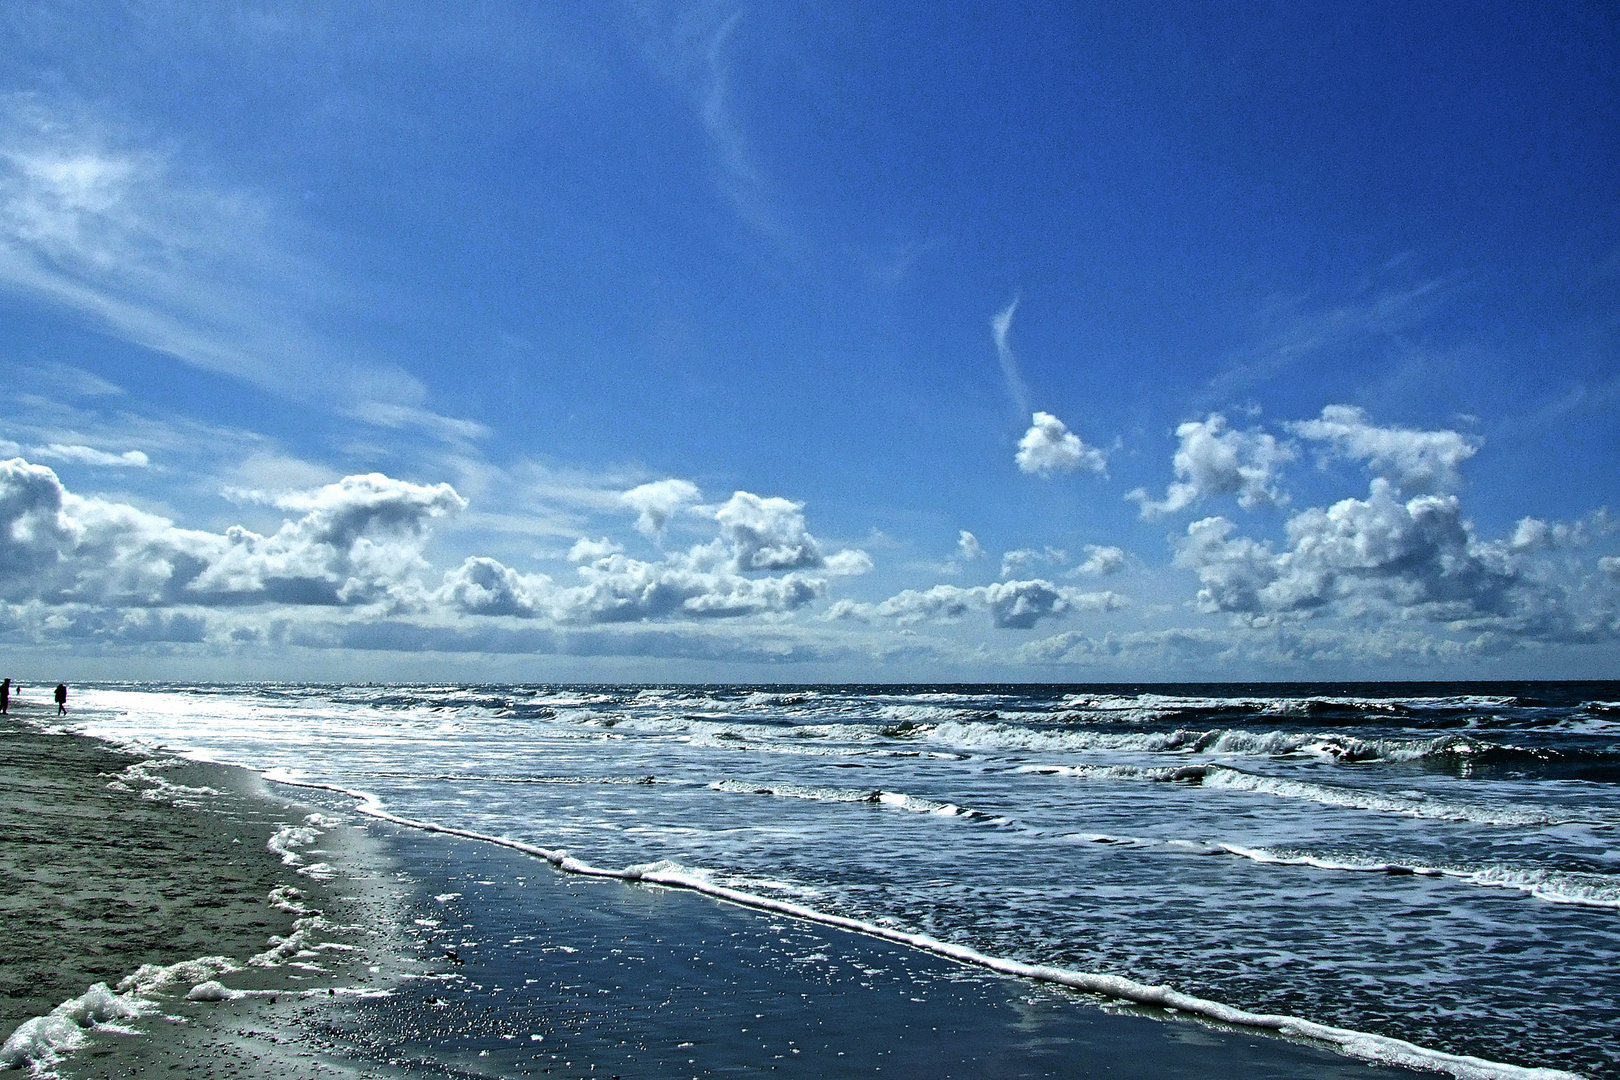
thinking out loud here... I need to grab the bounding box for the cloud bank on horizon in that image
[0,3,1613,680]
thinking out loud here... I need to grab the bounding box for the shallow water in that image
[68,681,1620,1077]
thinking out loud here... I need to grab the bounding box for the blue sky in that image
[0,1,1615,681]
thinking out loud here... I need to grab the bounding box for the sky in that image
[0,1,1615,683]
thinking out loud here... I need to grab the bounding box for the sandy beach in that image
[0,704,1438,1079]
[0,707,395,1078]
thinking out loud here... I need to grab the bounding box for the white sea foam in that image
[1021,762,1591,827]
[260,771,1583,1080]
[928,719,1454,763]
[708,779,984,818]
[1198,767,1582,827]
[0,957,237,1075]
[1219,845,1620,909]
[1057,692,1520,719]
[109,758,223,807]
[0,984,139,1074]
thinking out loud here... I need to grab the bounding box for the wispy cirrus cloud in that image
[630,3,798,250]
[0,95,480,443]
[1206,278,1448,398]
[29,444,148,468]
[991,297,1032,418]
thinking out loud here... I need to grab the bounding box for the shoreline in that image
[0,708,402,1078]
[1,703,1575,1079]
[277,772,1575,1080]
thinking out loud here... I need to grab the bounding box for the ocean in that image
[63,681,1620,1078]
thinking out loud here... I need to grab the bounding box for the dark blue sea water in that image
[71,681,1620,1078]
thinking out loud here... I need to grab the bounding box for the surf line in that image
[262,770,1581,1080]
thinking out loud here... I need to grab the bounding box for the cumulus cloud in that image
[1288,405,1479,493]
[982,579,1080,629]
[438,550,825,624]
[436,488,868,627]
[0,459,871,645]
[0,460,465,609]
[823,548,874,577]
[1073,544,1127,576]
[188,474,465,607]
[1127,413,1293,518]
[1169,479,1620,648]
[714,491,824,571]
[1133,407,1620,651]
[1501,509,1614,552]
[957,530,983,561]
[437,556,549,618]
[1016,412,1107,477]
[622,478,701,538]
[565,554,822,622]
[1001,546,1066,578]
[568,537,623,563]
[1175,480,1516,621]
[829,578,1125,630]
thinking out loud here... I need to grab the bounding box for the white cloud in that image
[1601,556,1620,581]
[1503,509,1614,552]
[957,530,983,561]
[437,556,550,618]
[347,402,490,446]
[224,452,341,500]
[823,549,874,577]
[0,459,875,645]
[714,491,824,571]
[1173,480,1516,620]
[437,487,867,626]
[871,585,975,625]
[0,96,477,440]
[0,459,465,610]
[1001,546,1066,578]
[31,443,148,467]
[560,553,823,622]
[622,478,701,538]
[1073,544,1127,576]
[568,537,623,563]
[1127,413,1293,518]
[830,578,1125,630]
[1288,405,1478,493]
[991,297,1031,417]
[1016,412,1107,477]
[1170,479,1620,646]
[437,548,826,625]
[982,579,1079,629]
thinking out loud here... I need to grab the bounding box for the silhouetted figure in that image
[54,683,66,715]
[1,678,9,715]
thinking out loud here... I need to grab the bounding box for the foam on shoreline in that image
[263,768,1584,1080]
[0,718,398,1078]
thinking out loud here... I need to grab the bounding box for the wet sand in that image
[329,822,1426,1079]
[0,708,395,1078]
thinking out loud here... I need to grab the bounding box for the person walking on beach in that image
[54,682,66,715]
[1,678,9,715]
